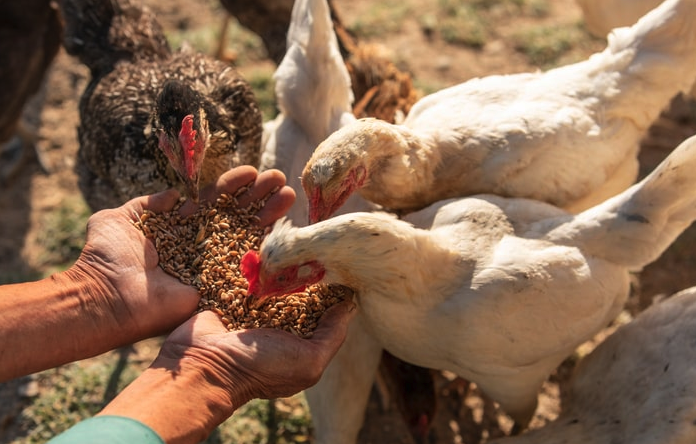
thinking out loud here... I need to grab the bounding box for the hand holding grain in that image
[98,301,356,444]
[67,166,295,341]
[156,301,356,406]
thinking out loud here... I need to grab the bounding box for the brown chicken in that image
[59,0,263,211]
[328,1,419,124]
[0,0,62,183]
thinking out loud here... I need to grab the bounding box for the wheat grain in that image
[133,185,349,338]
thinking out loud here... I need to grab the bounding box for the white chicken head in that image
[240,218,326,301]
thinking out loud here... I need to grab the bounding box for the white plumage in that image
[258,1,382,443]
[576,0,696,102]
[301,0,696,223]
[489,286,696,444]
[259,0,371,225]
[244,133,696,429]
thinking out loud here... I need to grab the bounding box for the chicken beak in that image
[187,184,200,203]
[307,189,331,224]
[183,175,200,203]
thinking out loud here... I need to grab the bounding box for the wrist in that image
[60,262,142,339]
[100,353,243,444]
[0,268,129,381]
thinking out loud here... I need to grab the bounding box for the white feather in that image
[258,134,696,427]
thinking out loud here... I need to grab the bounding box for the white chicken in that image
[259,0,372,224]
[301,0,696,223]
[488,287,696,444]
[575,0,696,104]
[258,1,386,443]
[242,133,696,430]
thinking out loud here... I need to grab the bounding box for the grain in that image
[133,184,350,338]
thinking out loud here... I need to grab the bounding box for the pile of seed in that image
[133,185,349,338]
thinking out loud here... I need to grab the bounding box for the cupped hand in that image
[67,166,296,340]
[155,300,356,410]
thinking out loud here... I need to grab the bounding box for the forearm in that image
[99,355,241,444]
[0,266,137,381]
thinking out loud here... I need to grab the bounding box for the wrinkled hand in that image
[155,300,356,410]
[67,166,295,340]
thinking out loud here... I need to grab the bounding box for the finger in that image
[177,166,260,216]
[234,169,288,208]
[121,189,183,222]
[306,300,357,356]
[232,169,295,226]
[189,310,230,336]
[207,165,260,203]
[255,186,296,226]
[166,311,229,346]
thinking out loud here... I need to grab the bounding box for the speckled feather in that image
[60,0,263,211]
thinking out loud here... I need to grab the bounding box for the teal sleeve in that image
[46,415,165,444]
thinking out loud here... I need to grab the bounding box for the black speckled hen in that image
[58,0,263,211]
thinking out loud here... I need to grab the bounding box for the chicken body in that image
[60,0,262,211]
[245,133,696,428]
[259,1,386,443]
[303,0,696,223]
[489,286,696,444]
[260,0,375,224]
[575,0,696,103]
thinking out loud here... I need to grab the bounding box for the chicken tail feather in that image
[553,134,696,269]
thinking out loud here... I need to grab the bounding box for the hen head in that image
[240,250,326,301]
[153,79,210,202]
[301,158,367,224]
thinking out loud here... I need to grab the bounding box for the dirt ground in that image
[2,0,696,443]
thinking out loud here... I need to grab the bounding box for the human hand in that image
[66,166,296,341]
[98,300,356,443]
[155,300,356,406]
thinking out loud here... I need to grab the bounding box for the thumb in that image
[307,300,357,355]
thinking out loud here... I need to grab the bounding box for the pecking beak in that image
[307,190,332,224]
[182,174,200,203]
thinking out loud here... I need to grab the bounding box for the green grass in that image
[512,22,580,68]
[0,270,43,285]
[349,0,414,39]
[512,21,601,68]
[13,354,313,444]
[165,15,267,64]
[35,197,91,271]
[246,68,279,122]
[407,0,594,68]
[437,4,489,48]
[206,395,313,444]
[422,0,553,49]
[16,351,144,443]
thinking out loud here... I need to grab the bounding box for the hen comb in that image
[178,114,198,178]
